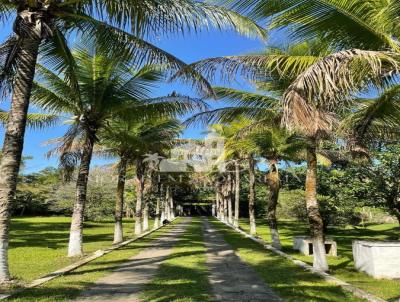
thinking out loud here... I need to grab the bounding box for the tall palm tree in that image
[33,46,205,257]
[232,124,305,249]
[98,118,182,243]
[210,122,258,234]
[0,0,265,282]
[183,41,344,269]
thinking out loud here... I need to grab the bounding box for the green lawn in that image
[5,218,175,302]
[140,217,213,302]
[211,219,365,302]
[9,216,153,283]
[238,218,400,301]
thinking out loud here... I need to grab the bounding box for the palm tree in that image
[0,108,57,279]
[234,125,305,249]
[98,118,182,243]
[0,0,265,282]
[184,41,343,269]
[33,45,205,257]
[210,122,258,233]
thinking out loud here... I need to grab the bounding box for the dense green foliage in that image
[13,167,120,221]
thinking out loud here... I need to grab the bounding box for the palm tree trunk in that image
[0,38,41,281]
[154,181,162,229]
[169,190,175,219]
[216,182,224,220]
[306,140,329,272]
[142,203,149,231]
[227,173,233,224]
[223,181,228,222]
[134,160,145,235]
[160,184,166,224]
[154,196,160,228]
[266,159,281,250]
[68,133,96,257]
[142,170,154,231]
[248,156,257,235]
[113,155,127,244]
[165,186,171,221]
[234,161,240,228]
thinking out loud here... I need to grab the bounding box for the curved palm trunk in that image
[248,156,257,235]
[68,133,96,257]
[306,140,329,272]
[113,155,128,244]
[134,160,145,236]
[266,159,282,250]
[234,161,240,227]
[0,38,41,281]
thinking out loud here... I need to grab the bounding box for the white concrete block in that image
[353,240,400,279]
[293,236,337,256]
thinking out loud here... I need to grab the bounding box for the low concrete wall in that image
[353,240,400,279]
[293,236,337,256]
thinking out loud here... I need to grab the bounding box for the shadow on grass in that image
[141,218,213,302]
[4,222,180,302]
[8,218,139,250]
[211,219,364,302]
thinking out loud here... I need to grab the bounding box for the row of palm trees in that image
[0,0,268,283]
[195,35,400,271]
[0,0,399,282]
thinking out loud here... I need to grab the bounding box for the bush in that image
[277,189,307,220]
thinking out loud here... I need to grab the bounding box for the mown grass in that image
[8,216,154,283]
[140,217,213,302]
[238,218,400,301]
[211,219,366,302]
[5,218,176,302]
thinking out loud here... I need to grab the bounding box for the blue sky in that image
[0,19,283,173]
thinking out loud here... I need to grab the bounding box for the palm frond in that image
[0,109,58,129]
[0,35,20,95]
[90,0,267,40]
[340,85,400,142]
[60,12,215,97]
[129,95,210,118]
[213,86,280,108]
[185,106,277,126]
[215,0,400,50]
[282,49,400,135]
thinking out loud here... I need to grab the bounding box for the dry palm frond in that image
[282,49,400,135]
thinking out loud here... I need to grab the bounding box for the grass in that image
[5,218,175,302]
[8,216,154,283]
[140,217,213,302]
[211,219,366,302]
[238,218,400,301]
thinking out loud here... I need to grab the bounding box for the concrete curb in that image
[0,218,178,300]
[215,218,387,302]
